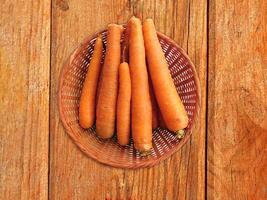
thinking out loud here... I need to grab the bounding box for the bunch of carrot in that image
[79,17,189,155]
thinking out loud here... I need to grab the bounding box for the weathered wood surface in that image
[0,0,50,199]
[1,0,266,199]
[208,0,267,199]
[50,0,206,199]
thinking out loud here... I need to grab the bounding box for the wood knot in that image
[56,0,69,11]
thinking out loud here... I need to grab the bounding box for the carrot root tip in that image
[176,129,185,139]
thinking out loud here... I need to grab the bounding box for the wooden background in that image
[0,0,266,199]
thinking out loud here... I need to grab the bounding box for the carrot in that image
[116,62,131,145]
[129,17,152,153]
[143,18,189,133]
[158,110,184,138]
[96,24,123,139]
[79,35,103,129]
[149,78,159,129]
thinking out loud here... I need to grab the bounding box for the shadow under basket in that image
[58,29,201,169]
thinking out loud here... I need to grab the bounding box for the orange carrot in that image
[129,17,152,153]
[96,24,123,138]
[116,62,131,145]
[149,78,159,129]
[143,18,189,133]
[79,35,103,129]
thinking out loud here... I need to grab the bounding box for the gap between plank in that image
[205,0,210,199]
[48,0,52,199]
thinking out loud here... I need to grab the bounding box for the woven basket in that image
[58,28,201,169]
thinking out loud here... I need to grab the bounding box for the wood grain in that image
[0,0,50,199]
[1,0,267,198]
[50,0,207,199]
[208,0,267,199]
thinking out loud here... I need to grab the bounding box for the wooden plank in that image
[208,0,267,199]
[0,0,51,199]
[50,0,207,199]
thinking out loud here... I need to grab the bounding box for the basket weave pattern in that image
[58,30,201,168]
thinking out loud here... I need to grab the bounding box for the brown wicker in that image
[58,28,201,169]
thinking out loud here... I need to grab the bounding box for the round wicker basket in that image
[58,28,201,169]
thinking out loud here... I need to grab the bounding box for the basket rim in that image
[57,28,201,169]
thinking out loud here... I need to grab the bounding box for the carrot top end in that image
[140,150,152,157]
[176,129,185,139]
